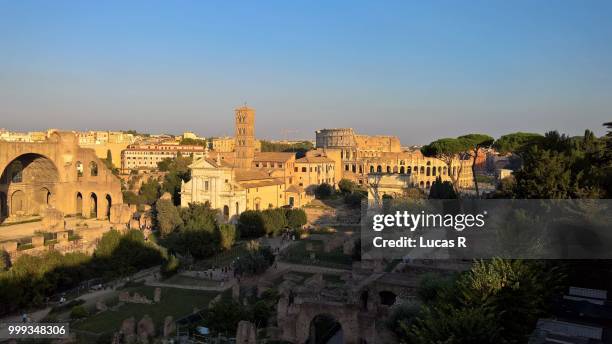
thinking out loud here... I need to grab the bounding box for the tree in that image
[237,210,266,238]
[286,208,307,229]
[218,224,237,250]
[493,132,542,155]
[458,134,494,197]
[457,259,563,342]
[122,190,140,205]
[139,179,161,205]
[314,183,334,199]
[338,179,357,194]
[428,177,457,199]
[155,199,183,237]
[158,155,192,205]
[406,304,502,344]
[421,138,470,194]
[261,208,287,236]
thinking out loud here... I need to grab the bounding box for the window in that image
[302,167,307,172]
[205,181,209,191]
[90,162,98,176]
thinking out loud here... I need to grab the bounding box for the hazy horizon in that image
[1,1,611,145]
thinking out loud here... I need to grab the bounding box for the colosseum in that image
[315,128,473,192]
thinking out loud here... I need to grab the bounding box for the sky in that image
[0,0,611,145]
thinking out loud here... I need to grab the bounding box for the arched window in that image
[432,167,436,176]
[420,166,425,174]
[414,166,418,174]
[386,166,391,173]
[419,181,424,188]
[370,166,374,173]
[426,181,431,188]
[400,166,405,174]
[76,161,83,177]
[89,162,98,176]
[426,167,431,176]
[443,167,448,175]
[377,165,382,173]
[393,166,398,173]
[223,205,230,220]
[407,166,411,174]
[235,202,240,216]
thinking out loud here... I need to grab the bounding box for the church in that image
[180,106,313,222]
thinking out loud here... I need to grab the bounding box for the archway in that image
[10,190,25,216]
[379,291,397,306]
[105,194,112,219]
[76,193,83,216]
[308,314,343,344]
[90,193,98,218]
[235,202,240,216]
[223,205,230,221]
[0,191,6,219]
[0,154,59,218]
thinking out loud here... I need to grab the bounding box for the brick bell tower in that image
[234,105,255,169]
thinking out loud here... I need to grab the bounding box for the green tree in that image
[493,132,542,155]
[314,183,334,199]
[286,208,307,229]
[428,177,457,199]
[421,138,470,194]
[261,208,287,236]
[237,210,266,238]
[155,199,183,237]
[458,134,494,197]
[139,179,161,205]
[406,304,502,344]
[219,224,237,250]
[338,178,356,194]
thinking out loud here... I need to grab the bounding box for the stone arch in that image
[426,167,431,176]
[420,166,425,174]
[89,161,98,176]
[392,166,398,173]
[10,190,25,216]
[377,165,382,173]
[406,166,411,174]
[76,192,83,216]
[235,202,240,216]
[89,193,98,218]
[308,313,344,344]
[419,181,424,188]
[399,166,405,174]
[0,153,59,218]
[432,166,436,176]
[443,166,448,175]
[426,181,431,188]
[105,194,112,219]
[369,165,374,173]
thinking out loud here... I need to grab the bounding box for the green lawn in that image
[193,243,248,270]
[162,274,224,287]
[280,240,353,269]
[72,286,218,334]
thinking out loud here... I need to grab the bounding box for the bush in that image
[338,179,357,194]
[314,183,334,199]
[155,199,183,237]
[344,190,366,208]
[262,208,288,236]
[237,210,266,238]
[219,224,237,250]
[161,254,180,278]
[70,305,89,319]
[286,208,307,229]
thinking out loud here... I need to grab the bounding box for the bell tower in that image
[234,105,255,169]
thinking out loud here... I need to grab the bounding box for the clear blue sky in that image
[1,0,610,144]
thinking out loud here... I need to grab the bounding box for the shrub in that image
[237,210,266,238]
[219,224,237,250]
[70,305,89,319]
[338,179,357,194]
[314,183,334,199]
[286,208,307,229]
[161,254,180,278]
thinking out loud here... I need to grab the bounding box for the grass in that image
[280,240,353,269]
[193,243,248,270]
[72,285,218,335]
[162,274,224,287]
